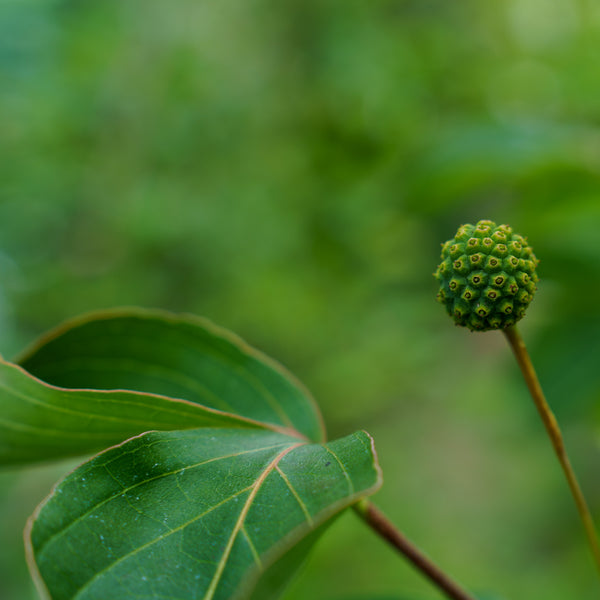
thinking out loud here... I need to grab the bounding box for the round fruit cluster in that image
[434,220,539,331]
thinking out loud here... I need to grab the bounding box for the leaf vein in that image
[202,443,303,600]
[241,525,262,571]
[322,446,354,495]
[275,466,313,526]
[71,487,254,600]
[36,442,291,557]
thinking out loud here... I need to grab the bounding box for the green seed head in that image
[434,220,539,331]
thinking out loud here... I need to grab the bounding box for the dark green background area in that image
[1,1,599,598]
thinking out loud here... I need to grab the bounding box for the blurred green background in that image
[2,0,600,598]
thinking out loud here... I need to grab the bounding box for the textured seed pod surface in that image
[434,220,539,331]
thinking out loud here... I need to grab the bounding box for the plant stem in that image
[503,325,600,574]
[353,500,477,600]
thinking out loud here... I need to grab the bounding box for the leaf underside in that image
[7,309,382,600]
[29,428,380,600]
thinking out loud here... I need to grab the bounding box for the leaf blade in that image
[19,309,325,443]
[0,359,285,465]
[27,428,382,600]
[2,309,325,465]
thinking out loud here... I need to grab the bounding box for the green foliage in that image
[2,1,600,599]
[3,310,381,599]
[435,220,539,331]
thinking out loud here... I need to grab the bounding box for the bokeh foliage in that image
[1,0,600,598]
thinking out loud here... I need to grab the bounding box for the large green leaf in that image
[19,309,324,442]
[0,359,264,465]
[27,428,381,600]
[2,309,324,464]
[12,310,382,599]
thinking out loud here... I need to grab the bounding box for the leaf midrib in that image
[202,443,303,600]
[35,441,293,559]
[68,442,305,600]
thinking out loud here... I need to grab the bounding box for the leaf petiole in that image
[353,500,477,600]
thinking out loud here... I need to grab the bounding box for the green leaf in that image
[14,309,382,598]
[27,428,381,600]
[2,309,324,465]
[0,359,261,465]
